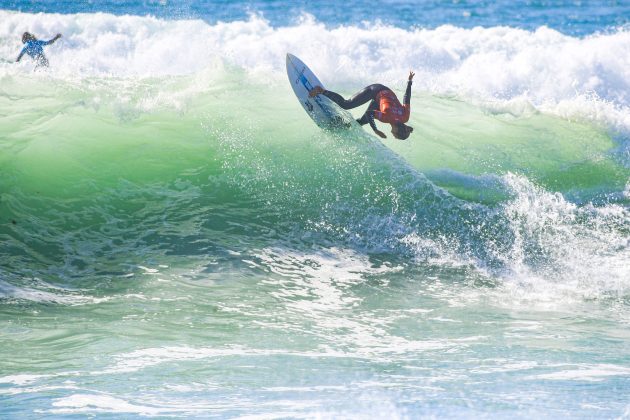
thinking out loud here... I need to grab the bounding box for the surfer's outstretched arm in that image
[366,112,386,138]
[44,34,62,45]
[16,48,26,62]
[357,101,386,138]
[403,71,414,108]
[403,81,412,105]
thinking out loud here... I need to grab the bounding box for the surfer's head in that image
[22,32,36,43]
[392,122,413,140]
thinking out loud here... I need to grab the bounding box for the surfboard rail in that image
[286,53,354,130]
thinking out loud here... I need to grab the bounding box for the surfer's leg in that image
[35,54,49,68]
[323,84,385,110]
[320,90,351,108]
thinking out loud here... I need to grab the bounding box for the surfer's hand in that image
[309,86,324,97]
[376,130,387,139]
[408,71,415,82]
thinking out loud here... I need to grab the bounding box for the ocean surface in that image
[1,0,629,418]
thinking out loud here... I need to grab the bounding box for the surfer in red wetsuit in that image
[309,71,414,140]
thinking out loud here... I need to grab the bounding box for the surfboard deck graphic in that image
[286,53,354,130]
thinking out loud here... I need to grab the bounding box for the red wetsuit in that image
[373,90,410,124]
[322,81,412,133]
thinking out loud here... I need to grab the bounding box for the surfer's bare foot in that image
[309,86,324,97]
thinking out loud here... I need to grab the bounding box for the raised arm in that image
[44,33,62,45]
[403,71,414,106]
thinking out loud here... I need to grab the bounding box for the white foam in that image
[0,374,48,386]
[493,173,630,303]
[50,393,166,415]
[0,279,110,305]
[528,364,630,382]
[1,11,629,136]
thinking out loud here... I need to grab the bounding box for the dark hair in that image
[22,32,35,43]
[392,122,413,140]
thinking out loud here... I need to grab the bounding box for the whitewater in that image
[0,7,629,419]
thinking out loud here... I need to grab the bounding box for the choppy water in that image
[1,1,629,418]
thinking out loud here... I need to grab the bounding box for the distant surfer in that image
[309,71,415,140]
[16,32,62,68]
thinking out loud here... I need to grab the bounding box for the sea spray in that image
[0,8,629,419]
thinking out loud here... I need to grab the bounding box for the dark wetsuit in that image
[322,82,412,133]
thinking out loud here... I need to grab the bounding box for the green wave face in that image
[387,94,627,201]
[0,71,628,290]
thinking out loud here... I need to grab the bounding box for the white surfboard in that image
[286,53,354,130]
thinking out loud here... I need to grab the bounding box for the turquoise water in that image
[1,2,629,418]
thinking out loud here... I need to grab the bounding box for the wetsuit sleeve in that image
[16,47,26,62]
[366,111,379,133]
[403,80,412,106]
[357,100,380,133]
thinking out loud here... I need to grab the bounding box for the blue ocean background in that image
[0,0,629,418]
[3,0,630,35]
